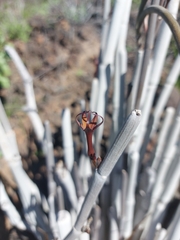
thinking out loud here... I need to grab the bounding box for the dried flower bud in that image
[76,111,104,168]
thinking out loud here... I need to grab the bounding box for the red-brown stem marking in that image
[76,111,104,168]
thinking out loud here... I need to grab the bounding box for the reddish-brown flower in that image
[76,111,104,168]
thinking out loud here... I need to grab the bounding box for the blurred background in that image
[0,1,179,239]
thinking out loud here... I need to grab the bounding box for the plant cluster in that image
[0,1,180,240]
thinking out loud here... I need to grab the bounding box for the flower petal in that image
[89,113,98,130]
[81,112,88,130]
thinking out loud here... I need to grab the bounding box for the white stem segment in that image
[109,207,119,240]
[141,148,180,240]
[0,180,26,230]
[112,0,132,134]
[134,0,179,150]
[127,50,144,114]
[148,0,179,93]
[0,99,11,132]
[4,46,36,109]
[0,121,53,239]
[56,165,78,212]
[95,63,110,156]
[133,167,156,227]
[90,78,99,112]
[57,210,72,240]
[61,108,74,172]
[44,121,59,239]
[101,0,111,59]
[119,170,128,237]
[79,232,90,240]
[103,0,126,65]
[112,48,126,138]
[151,107,175,170]
[139,59,153,109]
[48,194,61,239]
[0,100,19,156]
[44,121,56,196]
[151,55,180,137]
[154,227,167,240]
[151,114,180,205]
[123,151,139,238]
[96,0,132,155]
[5,45,44,142]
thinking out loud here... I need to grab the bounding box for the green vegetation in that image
[0,7,28,42]
[23,1,52,19]
[4,97,22,117]
[35,150,44,158]
[132,0,141,6]
[62,3,90,24]
[0,59,11,88]
[169,38,178,58]
[76,69,86,77]
[0,0,94,89]
[6,20,32,42]
[0,37,11,88]
[0,0,58,89]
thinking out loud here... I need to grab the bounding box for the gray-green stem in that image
[63,110,141,240]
